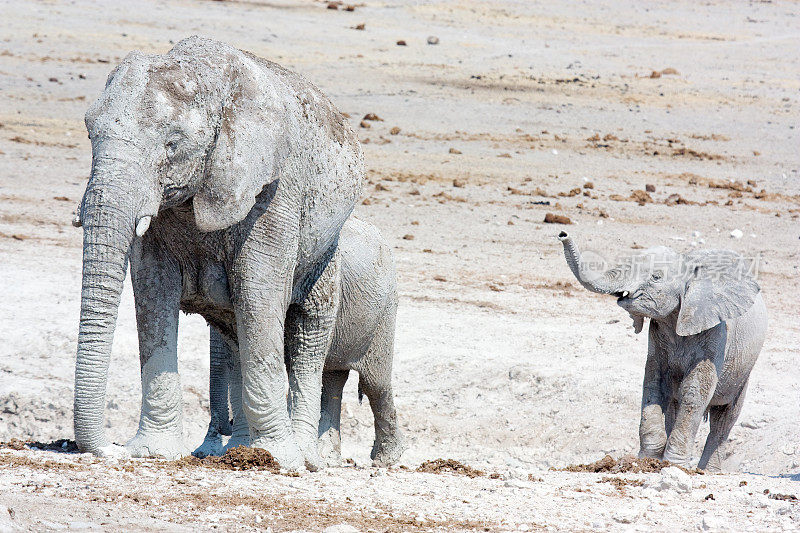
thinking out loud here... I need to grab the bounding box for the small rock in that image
[362,113,382,121]
[327,2,338,10]
[645,183,656,192]
[49,77,58,82]
[449,147,462,154]
[389,126,400,135]
[452,179,465,187]
[396,40,407,46]
[645,466,692,493]
[344,4,355,11]
[427,35,439,45]
[359,121,370,129]
[583,182,594,189]
[402,234,414,240]
[730,229,743,239]
[498,152,512,158]
[543,213,571,225]
[354,23,365,30]
[551,149,558,155]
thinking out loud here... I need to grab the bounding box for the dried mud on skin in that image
[173,446,280,473]
[559,454,703,475]
[417,458,485,478]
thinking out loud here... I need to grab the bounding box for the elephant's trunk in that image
[73,180,137,454]
[558,231,623,295]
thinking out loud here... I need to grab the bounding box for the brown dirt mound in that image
[559,454,702,475]
[417,458,484,478]
[175,446,280,473]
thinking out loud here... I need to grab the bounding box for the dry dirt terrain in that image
[1,0,799,531]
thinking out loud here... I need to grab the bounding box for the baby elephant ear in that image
[676,251,760,336]
[194,55,284,233]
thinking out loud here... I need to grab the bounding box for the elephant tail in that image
[357,377,364,404]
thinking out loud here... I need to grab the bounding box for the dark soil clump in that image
[559,454,702,475]
[417,458,484,478]
[0,438,79,453]
[175,446,280,473]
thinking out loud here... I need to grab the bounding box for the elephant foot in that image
[370,433,407,467]
[250,436,305,472]
[125,432,191,460]
[662,449,692,468]
[317,429,343,467]
[96,443,131,460]
[222,435,251,453]
[638,448,665,461]
[193,430,225,458]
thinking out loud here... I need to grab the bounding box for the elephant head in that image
[558,232,760,336]
[73,37,291,454]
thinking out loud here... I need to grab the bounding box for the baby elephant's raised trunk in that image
[558,231,621,295]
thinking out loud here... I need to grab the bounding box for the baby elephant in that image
[559,232,767,471]
[195,218,406,467]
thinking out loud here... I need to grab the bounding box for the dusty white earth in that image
[0,0,798,531]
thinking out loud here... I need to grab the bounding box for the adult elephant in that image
[73,36,363,470]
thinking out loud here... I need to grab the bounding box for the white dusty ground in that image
[0,0,798,531]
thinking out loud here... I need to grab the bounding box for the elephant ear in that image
[194,54,285,233]
[676,250,760,336]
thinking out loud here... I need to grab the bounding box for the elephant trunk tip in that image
[558,231,570,241]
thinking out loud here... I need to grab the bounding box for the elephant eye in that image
[651,271,663,281]
[165,139,179,157]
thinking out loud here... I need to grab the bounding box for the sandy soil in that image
[1,0,798,530]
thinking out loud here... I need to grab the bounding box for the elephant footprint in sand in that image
[73,36,363,470]
[559,232,767,471]
[194,218,406,467]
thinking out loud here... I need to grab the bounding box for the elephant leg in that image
[126,237,188,459]
[663,359,717,467]
[317,370,349,466]
[230,227,303,470]
[193,326,233,458]
[224,340,251,452]
[285,247,341,471]
[698,380,748,472]
[638,334,667,459]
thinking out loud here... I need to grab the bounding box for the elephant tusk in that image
[622,291,629,298]
[72,213,82,228]
[135,216,152,237]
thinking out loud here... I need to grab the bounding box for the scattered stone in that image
[48,77,58,82]
[359,120,370,129]
[705,493,715,500]
[452,179,465,188]
[488,283,504,292]
[448,147,462,154]
[344,5,355,11]
[417,458,484,478]
[402,234,414,240]
[498,153,511,158]
[396,40,407,46]
[375,183,390,191]
[630,190,653,205]
[427,36,439,45]
[661,67,680,75]
[645,183,656,192]
[389,126,400,135]
[362,113,382,121]
[354,23,365,30]
[769,493,798,502]
[730,229,743,239]
[543,213,572,225]
[433,275,447,282]
[327,2,338,9]
[583,182,594,189]
[644,466,692,493]
[361,198,371,205]
[649,70,661,79]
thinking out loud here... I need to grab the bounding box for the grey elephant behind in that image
[559,232,767,471]
[195,217,406,466]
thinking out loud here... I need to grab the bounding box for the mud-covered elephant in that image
[72,36,363,470]
[558,232,767,471]
[194,218,406,467]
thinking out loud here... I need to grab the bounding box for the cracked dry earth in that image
[1,0,798,531]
